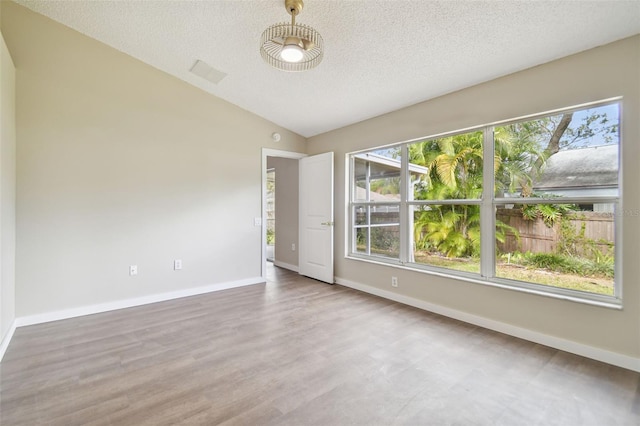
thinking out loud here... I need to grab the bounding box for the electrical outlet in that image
[254,217,262,226]
[391,276,398,287]
[291,243,296,251]
[174,259,182,270]
[130,265,138,276]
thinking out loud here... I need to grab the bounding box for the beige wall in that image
[267,156,299,268]
[308,35,640,359]
[1,2,306,317]
[0,30,16,344]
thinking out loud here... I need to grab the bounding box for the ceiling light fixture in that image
[260,0,323,72]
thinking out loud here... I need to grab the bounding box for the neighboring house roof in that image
[353,152,429,180]
[534,145,618,190]
[355,186,400,202]
[353,153,428,202]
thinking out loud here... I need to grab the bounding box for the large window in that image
[348,101,621,303]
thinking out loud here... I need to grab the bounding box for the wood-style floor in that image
[1,264,639,425]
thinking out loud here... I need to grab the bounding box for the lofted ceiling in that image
[14,0,640,138]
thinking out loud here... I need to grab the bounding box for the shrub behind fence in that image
[497,209,614,255]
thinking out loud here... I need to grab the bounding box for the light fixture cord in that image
[290,9,297,32]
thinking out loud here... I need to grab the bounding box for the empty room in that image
[1,0,639,424]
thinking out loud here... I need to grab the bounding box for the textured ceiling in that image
[14,0,640,138]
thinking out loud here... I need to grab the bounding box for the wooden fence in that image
[497,209,614,255]
[357,208,614,256]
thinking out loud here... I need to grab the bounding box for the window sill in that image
[345,254,623,310]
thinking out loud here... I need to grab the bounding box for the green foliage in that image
[560,110,618,149]
[410,130,520,259]
[410,131,483,200]
[371,227,399,253]
[493,124,547,195]
[413,203,518,259]
[500,208,615,280]
[266,228,275,245]
[355,227,399,257]
[521,201,577,227]
[502,251,614,279]
[410,132,482,258]
[496,219,518,245]
[527,253,569,270]
[557,215,614,265]
[501,252,614,278]
[369,177,400,195]
[414,205,479,258]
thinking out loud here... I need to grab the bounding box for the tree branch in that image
[546,113,573,155]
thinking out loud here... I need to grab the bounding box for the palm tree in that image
[410,131,483,199]
[494,124,547,197]
[410,131,483,258]
[411,129,528,259]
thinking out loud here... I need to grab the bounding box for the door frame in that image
[261,148,306,280]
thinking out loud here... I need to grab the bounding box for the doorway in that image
[266,168,275,262]
[261,149,306,280]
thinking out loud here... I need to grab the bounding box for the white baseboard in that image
[15,277,265,328]
[335,276,640,373]
[273,261,299,273]
[0,319,17,362]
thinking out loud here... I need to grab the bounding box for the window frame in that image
[346,99,623,307]
[350,153,402,260]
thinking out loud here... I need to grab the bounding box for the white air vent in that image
[189,60,227,84]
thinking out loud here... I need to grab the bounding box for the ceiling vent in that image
[189,60,227,84]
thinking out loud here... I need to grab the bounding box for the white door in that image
[299,152,334,283]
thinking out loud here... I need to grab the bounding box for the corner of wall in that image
[0,31,16,360]
[0,319,16,362]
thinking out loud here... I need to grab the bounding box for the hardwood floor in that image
[1,264,639,425]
